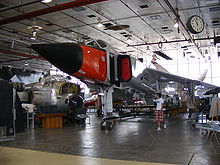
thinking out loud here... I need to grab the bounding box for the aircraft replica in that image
[31,39,218,129]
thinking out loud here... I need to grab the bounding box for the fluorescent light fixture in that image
[150,15,161,20]
[41,0,53,3]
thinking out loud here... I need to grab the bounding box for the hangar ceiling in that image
[0,0,219,73]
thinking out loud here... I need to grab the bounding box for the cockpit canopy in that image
[87,39,107,49]
[86,39,117,53]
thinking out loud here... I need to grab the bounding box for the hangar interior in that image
[0,0,220,165]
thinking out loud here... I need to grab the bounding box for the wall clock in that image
[186,15,204,34]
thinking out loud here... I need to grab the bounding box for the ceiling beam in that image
[60,11,149,56]
[0,0,40,13]
[128,36,215,46]
[41,3,220,33]
[163,0,204,58]
[0,0,108,26]
[120,0,165,44]
[0,49,45,60]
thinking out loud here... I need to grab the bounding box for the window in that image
[96,40,107,48]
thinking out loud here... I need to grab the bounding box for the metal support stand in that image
[100,85,114,130]
[27,112,35,129]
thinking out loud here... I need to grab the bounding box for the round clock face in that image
[186,15,204,34]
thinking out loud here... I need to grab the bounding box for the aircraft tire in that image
[106,121,113,130]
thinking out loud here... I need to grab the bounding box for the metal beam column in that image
[0,0,108,26]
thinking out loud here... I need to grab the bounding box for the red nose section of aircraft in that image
[31,43,107,82]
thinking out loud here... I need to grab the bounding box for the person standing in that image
[154,93,166,131]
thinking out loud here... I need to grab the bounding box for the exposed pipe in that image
[43,3,220,33]
[0,58,31,64]
[0,0,41,13]
[0,0,108,25]
[119,0,166,43]
[0,49,45,60]
[1,25,55,43]
[87,6,147,44]
[0,44,35,57]
[156,0,188,41]
[12,7,89,41]
[119,0,184,57]
[163,0,204,57]
[1,12,79,44]
[0,33,31,46]
[128,36,215,47]
[86,6,151,56]
[58,10,149,56]
[0,2,97,44]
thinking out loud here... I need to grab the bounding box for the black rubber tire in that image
[106,122,113,130]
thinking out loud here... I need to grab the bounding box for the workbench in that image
[35,113,67,128]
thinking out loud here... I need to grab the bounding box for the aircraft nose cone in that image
[31,43,83,74]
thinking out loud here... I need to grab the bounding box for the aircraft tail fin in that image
[151,57,169,73]
[198,69,208,81]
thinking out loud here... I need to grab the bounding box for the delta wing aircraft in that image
[31,39,218,129]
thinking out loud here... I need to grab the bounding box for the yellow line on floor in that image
[0,146,177,165]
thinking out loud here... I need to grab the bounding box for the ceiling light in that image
[30,36,36,40]
[24,61,29,66]
[28,25,42,40]
[127,37,132,44]
[30,30,37,40]
[32,30,37,37]
[97,22,104,28]
[28,25,42,31]
[150,15,161,20]
[97,17,104,28]
[174,20,179,28]
[41,0,53,3]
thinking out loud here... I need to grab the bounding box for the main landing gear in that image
[99,86,115,130]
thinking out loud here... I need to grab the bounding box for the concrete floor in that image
[0,146,175,165]
[0,113,220,165]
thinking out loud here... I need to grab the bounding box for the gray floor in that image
[1,113,220,165]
